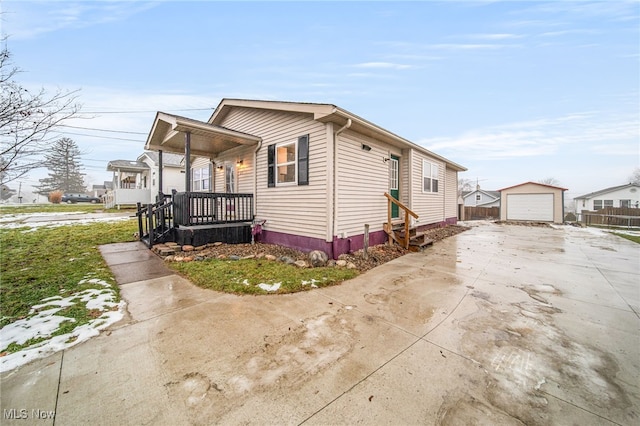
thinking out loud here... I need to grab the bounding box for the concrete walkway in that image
[1,223,638,425]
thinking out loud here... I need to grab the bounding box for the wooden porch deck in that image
[136,191,254,247]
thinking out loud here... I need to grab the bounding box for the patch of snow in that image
[301,279,319,286]
[0,213,132,231]
[257,282,281,292]
[0,277,125,373]
[241,279,250,286]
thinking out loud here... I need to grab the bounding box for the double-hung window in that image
[422,160,439,193]
[620,199,631,208]
[267,135,309,187]
[593,200,603,210]
[604,200,613,208]
[276,141,297,185]
[191,166,210,191]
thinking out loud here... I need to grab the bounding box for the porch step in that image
[385,222,434,252]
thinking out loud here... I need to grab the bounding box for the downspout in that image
[253,140,263,218]
[332,118,352,259]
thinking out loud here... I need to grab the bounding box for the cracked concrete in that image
[1,222,638,425]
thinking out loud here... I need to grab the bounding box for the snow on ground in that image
[0,278,126,373]
[0,212,132,231]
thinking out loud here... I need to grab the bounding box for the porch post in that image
[185,132,191,192]
[158,149,163,198]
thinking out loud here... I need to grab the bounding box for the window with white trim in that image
[191,166,210,192]
[276,141,297,185]
[422,160,439,193]
[225,163,236,193]
[593,200,603,210]
[389,158,399,190]
[604,200,613,208]
[476,194,481,201]
[620,199,631,208]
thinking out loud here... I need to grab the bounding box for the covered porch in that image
[105,160,152,209]
[137,112,262,247]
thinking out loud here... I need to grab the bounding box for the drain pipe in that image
[331,118,352,258]
[253,139,263,218]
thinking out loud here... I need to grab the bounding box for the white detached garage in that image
[499,182,567,224]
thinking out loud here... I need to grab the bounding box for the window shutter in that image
[297,134,309,186]
[267,144,275,187]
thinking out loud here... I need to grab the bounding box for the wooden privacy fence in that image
[580,207,640,228]
[464,206,500,220]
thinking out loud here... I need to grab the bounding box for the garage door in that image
[506,193,554,221]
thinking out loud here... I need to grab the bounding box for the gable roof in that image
[574,183,640,200]
[210,98,467,172]
[139,151,184,167]
[145,112,261,157]
[462,189,500,200]
[499,181,568,192]
[106,160,149,172]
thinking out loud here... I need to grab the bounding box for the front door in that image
[389,155,400,219]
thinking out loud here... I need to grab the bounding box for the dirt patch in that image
[176,225,469,272]
[495,221,553,228]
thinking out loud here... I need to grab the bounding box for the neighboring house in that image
[499,182,567,224]
[144,98,466,258]
[105,151,185,208]
[92,181,113,199]
[573,183,640,212]
[462,185,501,207]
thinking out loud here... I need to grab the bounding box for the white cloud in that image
[3,1,159,40]
[353,62,412,70]
[420,112,639,161]
[468,33,525,40]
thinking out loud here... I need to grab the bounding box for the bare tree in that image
[458,177,473,198]
[0,46,81,185]
[538,177,561,187]
[629,167,640,185]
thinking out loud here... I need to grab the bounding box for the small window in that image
[277,141,297,184]
[191,166,210,192]
[593,200,603,210]
[422,160,439,193]
[620,199,631,208]
[476,194,481,201]
[604,200,613,208]
[225,164,236,193]
[389,158,399,190]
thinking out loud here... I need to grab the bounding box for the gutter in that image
[253,139,263,218]
[331,119,352,258]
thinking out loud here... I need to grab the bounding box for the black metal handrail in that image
[136,197,174,248]
[172,191,254,226]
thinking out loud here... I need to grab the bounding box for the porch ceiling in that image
[145,112,261,157]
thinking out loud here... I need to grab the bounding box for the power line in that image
[58,125,148,135]
[56,131,145,143]
[80,107,214,114]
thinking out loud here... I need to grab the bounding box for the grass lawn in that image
[0,219,138,345]
[0,204,135,214]
[611,232,640,244]
[170,259,358,295]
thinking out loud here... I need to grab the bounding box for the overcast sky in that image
[2,0,638,201]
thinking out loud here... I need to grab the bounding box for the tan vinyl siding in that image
[410,150,446,225]
[219,108,328,240]
[400,149,411,206]
[336,131,399,237]
[445,166,458,219]
[211,145,255,194]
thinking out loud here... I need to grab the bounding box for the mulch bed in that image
[182,225,469,272]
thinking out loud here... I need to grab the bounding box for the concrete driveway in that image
[1,222,638,425]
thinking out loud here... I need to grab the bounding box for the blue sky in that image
[2,0,639,202]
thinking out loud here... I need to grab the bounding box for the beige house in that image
[145,99,466,257]
[499,182,567,224]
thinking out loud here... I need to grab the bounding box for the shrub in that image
[49,190,63,204]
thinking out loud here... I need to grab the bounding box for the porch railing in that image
[383,192,419,249]
[136,196,174,248]
[172,191,254,226]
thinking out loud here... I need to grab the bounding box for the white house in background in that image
[104,151,185,208]
[573,183,640,212]
[462,185,501,207]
